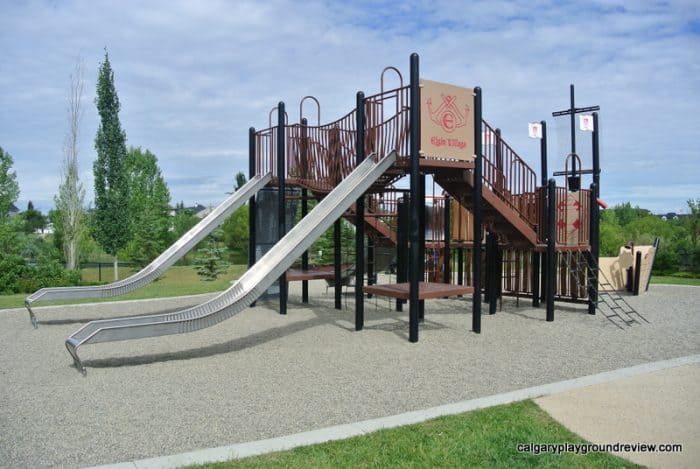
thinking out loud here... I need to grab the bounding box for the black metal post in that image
[396,196,409,311]
[487,232,498,315]
[589,112,601,314]
[495,128,503,173]
[334,219,342,309]
[248,127,258,307]
[355,91,366,331]
[301,118,309,304]
[540,120,548,187]
[443,196,451,283]
[277,103,287,315]
[409,53,420,342]
[472,86,483,333]
[570,84,576,156]
[539,120,548,305]
[457,248,464,285]
[588,183,599,315]
[493,234,500,314]
[419,173,426,321]
[546,179,556,322]
[367,235,375,291]
[633,251,642,296]
[532,251,540,307]
[484,233,492,303]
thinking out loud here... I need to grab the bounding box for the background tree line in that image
[599,200,700,276]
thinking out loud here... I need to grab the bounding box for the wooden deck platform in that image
[363,282,473,300]
[287,267,335,282]
[286,265,352,282]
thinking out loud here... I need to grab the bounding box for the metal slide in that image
[25,173,272,327]
[65,151,396,374]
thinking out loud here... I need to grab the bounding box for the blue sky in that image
[1,0,698,215]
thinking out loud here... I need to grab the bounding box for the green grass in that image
[189,400,638,468]
[650,275,700,286]
[0,264,247,310]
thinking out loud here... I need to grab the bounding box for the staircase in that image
[433,121,540,247]
[565,251,650,329]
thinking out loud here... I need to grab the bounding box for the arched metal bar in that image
[381,66,404,92]
[268,106,289,129]
[299,95,321,126]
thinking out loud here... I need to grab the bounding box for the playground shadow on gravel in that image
[38,309,186,327]
[78,304,417,371]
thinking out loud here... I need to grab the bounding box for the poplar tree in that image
[93,50,130,280]
[55,58,86,269]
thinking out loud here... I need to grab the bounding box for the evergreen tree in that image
[0,146,20,219]
[194,227,228,280]
[22,201,46,234]
[123,147,171,266]
[93,50,131,280]
[234,171,247,191]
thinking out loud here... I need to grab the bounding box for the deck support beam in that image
[277,103,287,315]
[354,91,366,331]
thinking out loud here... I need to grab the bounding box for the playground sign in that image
[528,122,543,139]
[579,114,594,131]
[420,79,474,160]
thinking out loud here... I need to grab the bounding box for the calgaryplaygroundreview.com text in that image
[517,441,683,455]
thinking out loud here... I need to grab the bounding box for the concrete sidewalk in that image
[536,363,699,469]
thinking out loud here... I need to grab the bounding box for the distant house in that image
[8,203,19,217]
[35,222,54,237]
[169,203,209,218]
[194,205,215,219]
[657,212,689,221]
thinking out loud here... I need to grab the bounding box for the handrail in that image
[481,120,538,228]
[255,86,411,189]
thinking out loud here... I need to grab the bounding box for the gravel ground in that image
[0,281,698,467]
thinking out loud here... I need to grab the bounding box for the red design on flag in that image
[572,219,581,230]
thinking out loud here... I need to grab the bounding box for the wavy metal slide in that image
[65,151,396,374]
[25,173,272,328]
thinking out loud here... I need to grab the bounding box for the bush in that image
[0,253,81,294]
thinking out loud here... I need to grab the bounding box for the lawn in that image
[649,275,700,286]
[189,400,639,468]
[0,264,247,310]
[1,267,697,310]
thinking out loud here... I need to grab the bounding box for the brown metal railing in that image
[364,85,411,161]
[481,121,538,228]
[255,86,411,191]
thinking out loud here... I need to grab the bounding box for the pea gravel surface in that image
[0,281,698,467]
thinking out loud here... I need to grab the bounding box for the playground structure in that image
[599,240,659,294]
[25,53,655,373]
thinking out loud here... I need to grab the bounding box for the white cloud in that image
[0,0,698,215]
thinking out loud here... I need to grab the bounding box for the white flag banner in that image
[579,114,594,131]
[528,122,542,139]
